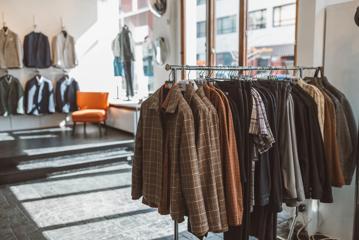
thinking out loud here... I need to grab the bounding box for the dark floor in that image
[0,126,223,240]
[0,125,134,160]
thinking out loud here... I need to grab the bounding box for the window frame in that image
[180,0,298,68]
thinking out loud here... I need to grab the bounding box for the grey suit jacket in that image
[52,32,78,69]
[0,29,23,69]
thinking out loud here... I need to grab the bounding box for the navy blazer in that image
[23,32,51,68]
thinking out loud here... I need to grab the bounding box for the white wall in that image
[1,0,180,131]
[0,0,102,130]
[317,2,359,239]
[247,0,296,48]
[152,0,180,90]
[0,0,106,91]
[297,1,358,239]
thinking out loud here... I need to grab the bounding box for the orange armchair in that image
[72,92,109,135]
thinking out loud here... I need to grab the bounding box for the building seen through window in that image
[273,3,296,27]
[197,21,206,38]
[197,0,206,6]
[247,0,296,69]
[192,0,296,68]
[217,15,237,35]
[248,9,267,30]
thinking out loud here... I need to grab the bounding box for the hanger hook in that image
[300,67,304,79]
[168,69,173,82]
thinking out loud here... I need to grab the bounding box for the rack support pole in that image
[174,221,179,240]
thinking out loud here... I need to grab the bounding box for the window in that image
[119,0,155,97]
[214,0,239,66]
[197,0,206,5]
[247,0,297,68]
[248,9,266,30]
[273,3,296,27]
[184,0,297,68]
[217,15,236,35]
[195,0,208,66]
[197,21,206,38]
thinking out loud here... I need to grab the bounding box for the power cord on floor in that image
[295,213,339,240]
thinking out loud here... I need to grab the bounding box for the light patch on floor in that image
[12,127,72,135]
[10,168,131,201]
[21,187,148,228]
[42,210,186,240]
[23,140,134,156]
[19,134,59,140]
[17,148,133,170]
[0,133,15,142]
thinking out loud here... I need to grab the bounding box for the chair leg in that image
[84,122,87,135]
[72,122,77,136]
[103,120,107,135]
[98,122,102,136]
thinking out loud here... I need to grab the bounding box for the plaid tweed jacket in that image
[132,84,209,237]
[184,84,228,233]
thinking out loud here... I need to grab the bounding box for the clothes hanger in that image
[32,15,39,33]
[34,69,42,81]
[165,69,175,88]
[1,12,7,32]
[62,68,70,80]
[60,17,68,37]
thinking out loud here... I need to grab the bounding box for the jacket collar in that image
[183,83,196,104]
[148,84,181,113]
[196,86,206,99]
[161,84,181,113]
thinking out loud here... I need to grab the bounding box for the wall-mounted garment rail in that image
[132,64,357,240]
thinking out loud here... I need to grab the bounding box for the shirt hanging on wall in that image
[23,32,51,68]
[52,31,78,69]
[24,75,55,115]
[55,75,79,113]
[0,28,23,69]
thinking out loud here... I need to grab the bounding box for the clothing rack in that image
[165,64,322,240]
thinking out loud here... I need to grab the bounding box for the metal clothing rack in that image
[165,64,321,240]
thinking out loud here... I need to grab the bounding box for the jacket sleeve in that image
[23,35,29,67]
[44,36,52,68]
[342,98,358,184]
[52,36,58,67]
[72,38,78,67]
[132,109,143,199]
[55,80,62,112]
[48,81,55,113]
[129,32,136,61]
[179,112,208,237]
[0,81,7,115]
[16,80,25,114]
[16,35,23,68]
[24,80,30,114]
[74,81,80,111]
